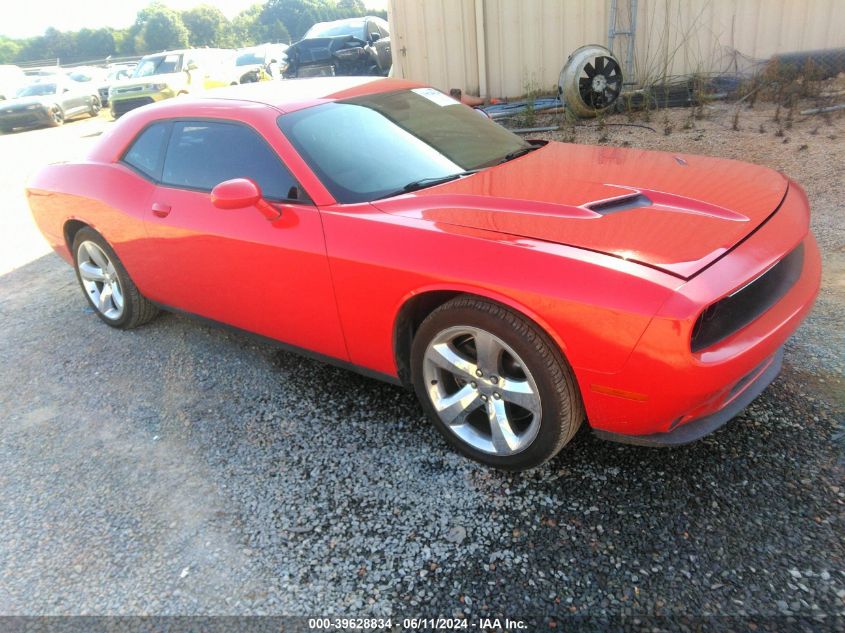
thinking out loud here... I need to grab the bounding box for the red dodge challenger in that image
[27,77,821,470]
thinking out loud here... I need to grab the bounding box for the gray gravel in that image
[0,103,842,623]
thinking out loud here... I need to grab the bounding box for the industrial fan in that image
[559,45,623,117]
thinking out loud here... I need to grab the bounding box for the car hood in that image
[371,142,789,279]
[0,96,51,110]
[112,73,184,90]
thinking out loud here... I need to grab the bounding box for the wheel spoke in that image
[474,330,501,375]
[78,261,106,282]
[98,283,113,313]
[428,342,478,382]
[499,378,540,416]
[434,383,482,426]
[487,398,520,453]
[110,281,124,310]
[84,243,109,270]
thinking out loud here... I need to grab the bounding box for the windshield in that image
[304,20,366,39]
[132,53,183,78]
[16,83,57,97]
[277,88,528,203]
[107,68,132,81]
[236,49,264,66]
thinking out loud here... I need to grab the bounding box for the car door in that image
[58,81,85,115]
[370,20,391,73]
[139,119,348,361]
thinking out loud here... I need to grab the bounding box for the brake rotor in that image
[559,45,623,117]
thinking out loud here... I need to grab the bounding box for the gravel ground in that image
[0,99,842,626]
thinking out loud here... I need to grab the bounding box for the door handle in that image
[151,202,171,218]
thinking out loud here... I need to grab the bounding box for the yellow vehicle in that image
[109,48,235,118]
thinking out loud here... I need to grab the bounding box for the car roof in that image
[180,76,424,113]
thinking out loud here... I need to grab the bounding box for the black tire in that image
[411,295,584,471]
[89,96,101,117]
[47,105,64,127]
[72,227,159,330]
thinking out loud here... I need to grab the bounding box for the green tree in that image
[336,0,366,16]
[232,4,265,46]
[131,3,189,54]
[182,4,229,47]
[0,37,22,64]
[261,0,334,41]
[75,28,116,60]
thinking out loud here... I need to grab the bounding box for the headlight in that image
[108,87,115,97]
[148,83,168,91]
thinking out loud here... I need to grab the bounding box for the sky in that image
[0,0,389,39]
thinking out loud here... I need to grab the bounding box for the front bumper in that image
[109,88,174,117]
[0,107,51,129]
[594,347,783,446]
[581,182,821,440]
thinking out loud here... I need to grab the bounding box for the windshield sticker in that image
[412,87,460,107]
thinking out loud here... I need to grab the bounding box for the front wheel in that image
[47,105,64,127]
[411,296,584,471]
[89,96,101,117]
[72,227,159,329]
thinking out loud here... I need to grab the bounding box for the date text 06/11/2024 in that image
[307,617,528,630]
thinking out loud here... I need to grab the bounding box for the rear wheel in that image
[72,227,159,329]
[411,296,583,470]
[89,96,101,117]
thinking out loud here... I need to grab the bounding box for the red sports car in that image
[27,77,820,470]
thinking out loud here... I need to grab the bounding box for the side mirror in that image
[211,178,279,220]
[63,87,70,93]
[185,61,199,71]
[370,32,381,42]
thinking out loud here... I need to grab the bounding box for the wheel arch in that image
[63,218,91,255]
[392,285,572,388]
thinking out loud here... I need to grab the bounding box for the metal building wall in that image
[389,0,845,98]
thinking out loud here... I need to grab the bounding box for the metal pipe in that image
[474,0,488,97]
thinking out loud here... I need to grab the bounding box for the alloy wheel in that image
[77,241,124,320]
[422,326,542,456]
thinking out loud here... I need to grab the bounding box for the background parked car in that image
[97,65,136,106]
[0,77,100,132]
[284,16,391,78]
[0,65,26,100]
[234,43,289,83]
[109,48,234,118]
[23,67,63,78]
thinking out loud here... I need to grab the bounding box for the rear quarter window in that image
[122,122,169,179]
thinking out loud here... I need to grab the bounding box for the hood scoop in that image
[589,193,652,215]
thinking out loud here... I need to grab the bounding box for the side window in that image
[367,21,380,40]
[161,121,305,201]
[122,122,169,180]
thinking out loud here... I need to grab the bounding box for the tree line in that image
[0,0,386,65]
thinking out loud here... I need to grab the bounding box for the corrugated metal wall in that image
[388,0,845,97]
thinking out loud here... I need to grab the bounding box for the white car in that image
[0,65,26,101]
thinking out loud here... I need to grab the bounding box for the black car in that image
[0,78,100,132]
[284,16,391,78]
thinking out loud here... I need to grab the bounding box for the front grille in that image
[691,244,805,352]
[112,97,154,117]
[298,64,335,77]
